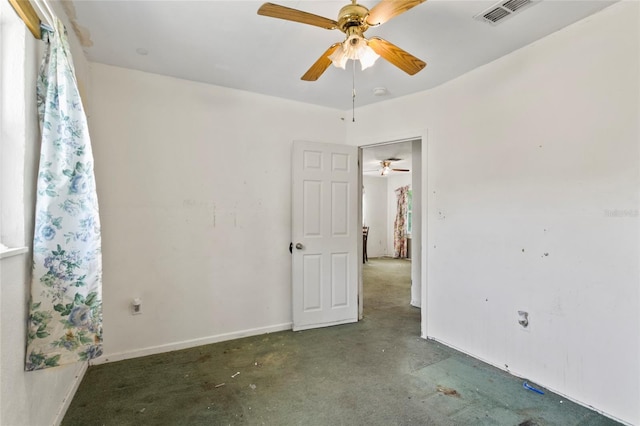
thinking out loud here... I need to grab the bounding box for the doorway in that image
[358,138,423,326]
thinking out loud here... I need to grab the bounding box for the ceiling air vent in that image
[503,0,532,12]
[474,0,538,25]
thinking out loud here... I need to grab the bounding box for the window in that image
[0,1,39,252]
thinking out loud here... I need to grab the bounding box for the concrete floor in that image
[63,258,620,425]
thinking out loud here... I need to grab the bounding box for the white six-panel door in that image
[291,141,358,331]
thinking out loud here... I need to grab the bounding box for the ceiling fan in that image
[257,0,427,81]
[367,159,410,176]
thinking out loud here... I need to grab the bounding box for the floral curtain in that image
[26,19,103,371]
[393,185,410,258]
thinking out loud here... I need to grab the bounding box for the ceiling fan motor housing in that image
[337,3,370,33]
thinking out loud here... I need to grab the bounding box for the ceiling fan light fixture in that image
[380,160,391,176]
[329,45,349,69]
[359,42,380,70]
[329,33,379,70]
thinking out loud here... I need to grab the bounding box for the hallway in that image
[63,258,619,425]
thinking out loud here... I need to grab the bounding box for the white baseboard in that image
[91,322,293,365]
[53,361,88,426]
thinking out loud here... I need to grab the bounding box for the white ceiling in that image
[66,0,617,112]
[62,0,616,169]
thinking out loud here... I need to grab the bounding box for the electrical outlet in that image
[132,298,142,315]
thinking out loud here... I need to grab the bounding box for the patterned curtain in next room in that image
[393,185,410,258]
[25,19,103,370]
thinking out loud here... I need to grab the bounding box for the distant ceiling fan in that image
[370,159,410,176]
[257,0,427,81]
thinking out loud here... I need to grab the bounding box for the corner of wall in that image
[52,362,88,426]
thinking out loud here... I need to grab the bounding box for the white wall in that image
[362,176,388,257]
[0,3,90,425]
[347,3,639,424]
[88,64,346,361]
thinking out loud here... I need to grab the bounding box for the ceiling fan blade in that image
[368,37,426,75]
[301,43,341,81]
[258,3,338,30]
[366,0,426,26]
[392,168,411,172]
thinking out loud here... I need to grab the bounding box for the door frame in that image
[357,133,428,338]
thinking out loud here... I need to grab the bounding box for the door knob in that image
[295,243,304,250]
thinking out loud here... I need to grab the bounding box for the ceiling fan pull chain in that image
[352,59,356,122]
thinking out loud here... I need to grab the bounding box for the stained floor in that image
[62,258,620,425]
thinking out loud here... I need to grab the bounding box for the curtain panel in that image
[393,185,410,258]
[25,19,103,370]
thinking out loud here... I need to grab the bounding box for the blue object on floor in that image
[523,381,545,395]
